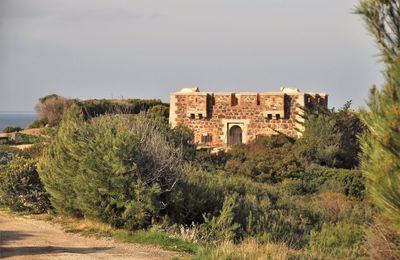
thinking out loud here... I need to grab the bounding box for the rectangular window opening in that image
[190,114,195,119]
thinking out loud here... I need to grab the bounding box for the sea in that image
[0,112,37,132]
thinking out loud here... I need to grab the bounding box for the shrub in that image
[3,125,22,133]
[27,119,47,129]
[38,108,184,229]
[14,133,43,145]
[0,156,51,213]
[78,98,165,118]
[307,222,365,259]
[170,166,321,248]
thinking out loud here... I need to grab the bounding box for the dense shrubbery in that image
[0,95,378,258]
[0,156,50,213]
[78,98,168,118]
[38,107,183,229]
[3,125,22,133]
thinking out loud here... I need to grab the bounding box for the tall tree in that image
[357,0,400,231]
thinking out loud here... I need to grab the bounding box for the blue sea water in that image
[0,113,37,131]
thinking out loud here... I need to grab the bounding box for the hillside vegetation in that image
[1,0,400,258]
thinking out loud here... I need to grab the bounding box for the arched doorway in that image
[229,125,242,146]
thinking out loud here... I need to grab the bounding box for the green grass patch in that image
[113,229,200,254]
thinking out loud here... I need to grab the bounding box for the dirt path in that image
[0,214,179,260]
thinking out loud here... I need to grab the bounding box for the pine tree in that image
[357,0,400,231]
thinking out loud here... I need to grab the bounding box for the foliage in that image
[3,125,22,133]
[27,119,47,129]
[35,94,76,126]
[296,102,364,169]
[78,98,167,118]
[356,0,400,64]
[0,156,51,213]
[199,194,241,243]
[13,133,43,145]
[170,165,322,248]
[307,222,365,259]
[38,107,184,229]
[357,0,400,232]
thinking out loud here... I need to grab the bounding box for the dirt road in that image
[0,214,179,260]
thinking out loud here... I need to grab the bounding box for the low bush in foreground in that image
[0,156,51,213]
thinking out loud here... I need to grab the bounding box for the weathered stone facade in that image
[169,87,328,148]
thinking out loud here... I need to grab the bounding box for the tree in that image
[295,103,364,169]
[357,0,400,232]
[35,94,76,126]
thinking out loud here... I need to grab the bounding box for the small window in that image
[199,114,203,119]
[267,114,272,120]
[256,94,260,106]
[201,133,212,143]
[231,95,239,106]
[190,114,195,119]
[276,114,280,120]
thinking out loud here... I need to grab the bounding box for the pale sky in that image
[0,0,384,111]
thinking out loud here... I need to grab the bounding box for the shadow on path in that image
[0,246,112,258]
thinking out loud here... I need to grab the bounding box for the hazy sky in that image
[0,0,384,111]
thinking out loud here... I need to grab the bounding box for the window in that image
[276,114,280,120]
[190,114,195,119]
[267,114,272,120]
[231,95,239,106]
[256,94,260,106]
[201,133,212,143]
[199,114,203,119]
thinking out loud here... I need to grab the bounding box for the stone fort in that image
[169,87,328,148]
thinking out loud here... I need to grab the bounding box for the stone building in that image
[169,87,328,149]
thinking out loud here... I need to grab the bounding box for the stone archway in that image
[229,125,243,146]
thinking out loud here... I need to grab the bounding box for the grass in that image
[114,230,199,254]
[51,215,199,255]
[191,239,320,260]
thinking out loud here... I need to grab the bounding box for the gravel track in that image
[0,214,178,260]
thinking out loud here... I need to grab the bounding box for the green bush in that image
[170,166,321,248]
[14,133,43,145]
[3,125,22,133]
[0,156,51,213]
[308,222,365,259]
[38,108,184,229]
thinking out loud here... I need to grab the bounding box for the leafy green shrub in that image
[0,156,51,213]
[14,133,43,145]
[307,222,365,259]
[38,108,184,229]
[170,166,321,248]
[3,125,22,133]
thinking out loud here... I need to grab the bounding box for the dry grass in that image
[193,239,318,260]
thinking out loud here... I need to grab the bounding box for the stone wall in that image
[169,88,328,148]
